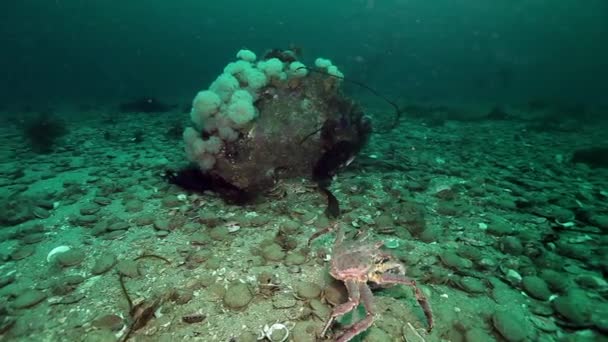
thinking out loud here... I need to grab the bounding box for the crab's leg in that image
[321,279,360,338]
[334,283,376,342]
[378,274,434,332]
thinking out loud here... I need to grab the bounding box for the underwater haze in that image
[1,1,608,342]
[1,0,608,108]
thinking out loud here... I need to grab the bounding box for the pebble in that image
[80,204,100,215]
[499,236,523,255]
[261,243,285,261]
[292,321,317,342]
[10,245,35,260]
[441,251,473,269]
[478,257,497,270]
[153,219,171,231]
[156,230,169,238]
[124,200,143,213]
[116,260,139,278]
[93,197,112,206]
[540,269,571,293]
[486,221,515,236]
[309,299,330,320]
[464,327,495,342]
[504,269,522,286]
[56,249,86,267]
[323,281,347,306]
[552,290,592,325]
[92,314,124,331]
[362,327,391,341]
[77,215,99,226]
[223,282,253,310]
[492,310,531,342]
[63,275,85,285]
[209,226,230,240]
[91,253,117,275]
[0,272,16,288]
[272,294,297,309]
[190,232,209,245]
[522,276,552,301]
[529,315,558,332]
[284,252,306,266]
[22,233,45,244]
[13,289,47,309]
[296,281,322,299]
[457,276,486,294]
[33,207,50,219]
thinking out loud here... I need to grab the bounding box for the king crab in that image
[308,223,433,342]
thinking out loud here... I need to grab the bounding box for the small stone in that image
[190,232,209,245]
[135,214,154,226]
[261,243,285,262]
[153,219,171,231]
[124,200,143,213]
[492,310,531,342]
[0,272,16,288]
[441,251,473,269]
[103,230,125,240]
[323,281,347,306]
[419,227,440,243]
[292,321,317,342]
[465,327,495,342]
[92,314,124,331]
[173,289,193,305]
[116,260,139,278]
[82,330,116,342]
[237,332,258,342]
[108,221,130,231]
[505,269,522,286]
[478,257,497,270]
[56,249,85,267]
[13,289,47,309]
[33,207,51,219]
[80,204,101,215]
[0,316,16,334]
[529,315,557,332]
[522,276,552,301]
[223,282,253,310]
[552,290,592,325]
[64,275,85,285]
[540,269,571,293]
[499,236,523,255]
[288,265,301,274]
[205,257,221,270]
[589,214,608,232]
[78,215,99,226]
[575,274,607,289]
[93,197,112,206]
[486,221,514,236]
[90,222,108,236]
[362,327,391,342]
[272,294,297,309]
[309,299,330,319]
[10,245,35,260]
[209,226,230,240]
[457,245,483,261]
[296,281,322,299]
[161,195,181,208]
[91,253,117,275]
[285,252,306,266]
[21,233,45,244]
[457,276,486,294]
